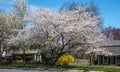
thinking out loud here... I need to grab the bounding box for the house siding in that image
[3,56,12,60]
[110,56,114,64]
[115,56,120,65]
[97,55,103,65]
[97,55,120,65]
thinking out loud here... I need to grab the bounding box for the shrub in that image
[1,59,12,65]
[14,60,23,64]
[56,54,74,66]
[1,60,8,64]
[16,56,22,59]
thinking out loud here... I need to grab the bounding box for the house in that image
[2,51,12,60]
[2,46,41,62]
[97,40,120,65]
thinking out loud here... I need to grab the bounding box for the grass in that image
[0,59,120,72]
[0,63,120,72]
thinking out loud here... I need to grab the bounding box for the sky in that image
[0,0,120,28]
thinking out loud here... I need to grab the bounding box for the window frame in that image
[103,56,108,64]
[115,56,120,64]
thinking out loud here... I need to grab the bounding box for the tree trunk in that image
[89,55,91,65]
[89,54,93,66]
[0,54,1,64]
[0,49,4,64]
[0,45,2,64]
[23,48,26,65]
[41,52,63,66]
[97,55,99,65]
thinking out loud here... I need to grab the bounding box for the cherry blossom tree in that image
[23,5,107,65]
[7,28,31,64]
[5,0,28,64]
[0,12,20,64]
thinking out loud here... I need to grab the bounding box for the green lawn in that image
[0,63,120,72]
[65,65,120,72]
[0,59,120,72]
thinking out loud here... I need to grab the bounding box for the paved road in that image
[0,69,78,72]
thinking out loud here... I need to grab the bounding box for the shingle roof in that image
[104,46,120,55]
[101,40,120,55]
[101,40,120,46]
[12,50,38,54]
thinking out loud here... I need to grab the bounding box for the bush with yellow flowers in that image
[56,54,74,66]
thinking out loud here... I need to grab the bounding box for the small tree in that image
[0,12,19,64]
[0,0,28,64]
[7,28,31,64]
[7,0,28,64]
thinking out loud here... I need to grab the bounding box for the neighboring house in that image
[2,51,12,60]
[97,40,120,65]
[12,50,38,61]
[2,46,41,61]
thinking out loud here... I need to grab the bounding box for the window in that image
[115,56,120,64]
[103,56,108,64]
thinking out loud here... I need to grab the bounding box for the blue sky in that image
[0,0,120,28]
